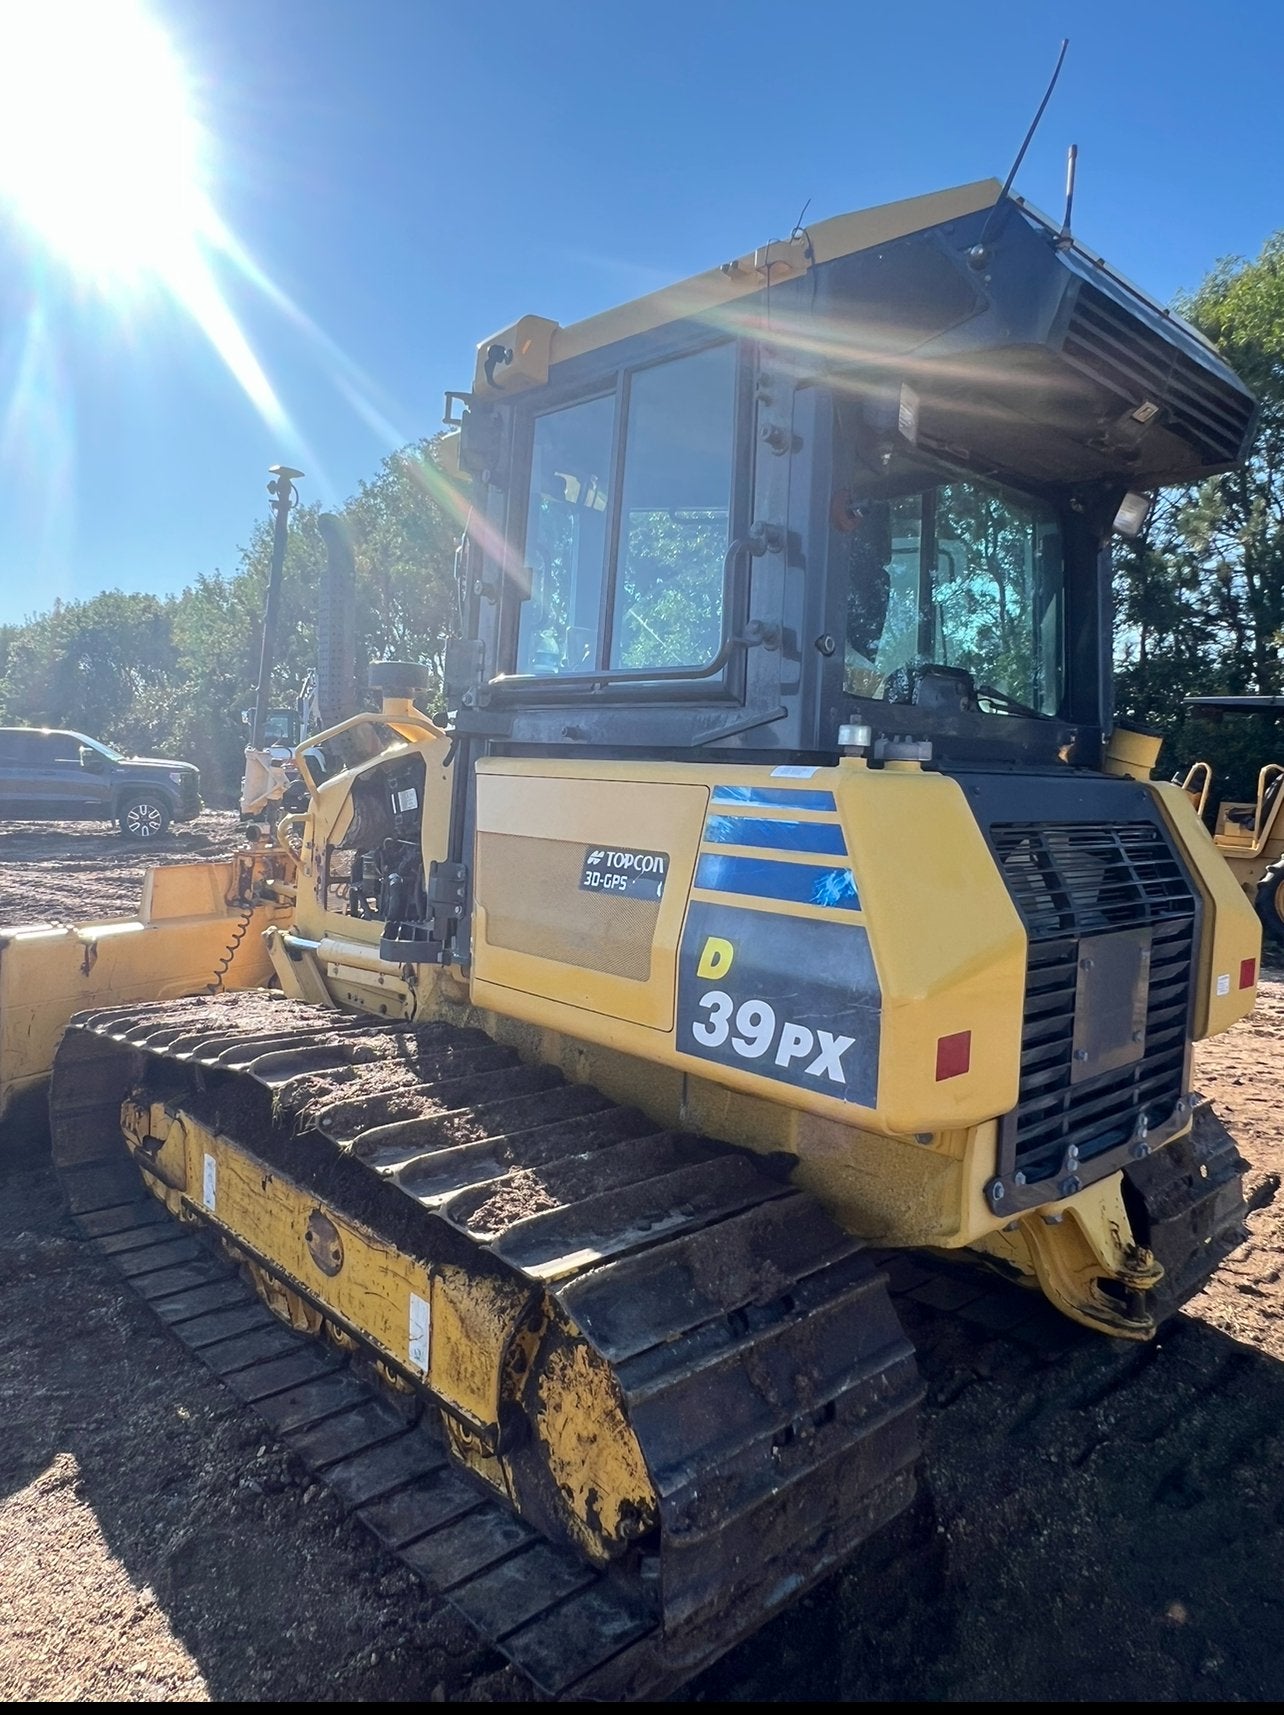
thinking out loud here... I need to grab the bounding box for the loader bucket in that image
[0,850,291,1159]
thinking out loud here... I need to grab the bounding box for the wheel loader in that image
[1177,694,1284,939]
[0,177,1264,1698]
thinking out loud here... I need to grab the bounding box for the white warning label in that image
[408,1292,430,1372]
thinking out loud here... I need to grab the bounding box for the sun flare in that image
[0,0,211,283]
[0,1,417,465]
[0,0,306,439]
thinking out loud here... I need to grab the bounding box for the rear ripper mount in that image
[50,995,1246,1697]
[52,993,922,1700]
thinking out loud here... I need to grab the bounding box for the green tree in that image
[1175,236,1284,694]
[0,590,178,747]
[345,438,464,692]
[1114,231,1284,795]
[1116,233,1284,709]
[0,433,466,800]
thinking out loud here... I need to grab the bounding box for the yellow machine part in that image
[0,851,291,1145]
[968,1171,1164,1337]
[468,754,1028,1137]
[1173,758,1284,912]
[470,180,1002,398]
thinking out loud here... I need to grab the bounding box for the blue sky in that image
[0,0,1280,627]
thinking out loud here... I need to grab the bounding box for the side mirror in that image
[79,746,105,772]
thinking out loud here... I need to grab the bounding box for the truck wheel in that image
[119,794,171,842]
[1254,865,1284,942]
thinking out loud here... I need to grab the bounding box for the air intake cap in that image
[369,660,431,698]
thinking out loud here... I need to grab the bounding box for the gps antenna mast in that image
[250,464,304,751]
[973,37,1069,256]
[1056,142,1079,248]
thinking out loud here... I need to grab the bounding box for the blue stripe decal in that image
[703,815,848,855]
[710,785,836,812]
[695,854,860,911]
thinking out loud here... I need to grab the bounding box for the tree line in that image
[1,234,1282,805]
[0,438,463,798]
[1115,232,1284,797]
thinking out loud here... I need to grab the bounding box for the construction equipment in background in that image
[239,695,313,818]
[240,496,361,821]
[0,178,1264,1697]
[1179,693,1284,937]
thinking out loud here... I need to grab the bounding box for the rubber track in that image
[51,994,923,1701]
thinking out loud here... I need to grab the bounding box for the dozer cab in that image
[1178,694,1284,938]
[0,178,1264,1698]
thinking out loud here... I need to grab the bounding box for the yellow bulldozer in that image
[0,178,1265,1697]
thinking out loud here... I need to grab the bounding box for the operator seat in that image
[1226,770,1284,829]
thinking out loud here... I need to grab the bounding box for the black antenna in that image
[1056,143,1078,249]
[974,38,1069,253]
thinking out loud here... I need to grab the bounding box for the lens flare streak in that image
[0,0,403,477]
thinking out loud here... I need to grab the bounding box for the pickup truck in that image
[0,727,201,840]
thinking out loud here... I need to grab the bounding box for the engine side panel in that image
[470,756,1027,1137]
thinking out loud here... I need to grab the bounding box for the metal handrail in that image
[1179,759,1213,820]
[1252,762,1284,846]
[484,534,763,697]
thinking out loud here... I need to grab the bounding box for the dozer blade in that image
[50,992,923,1700]
[0,852,290,1156]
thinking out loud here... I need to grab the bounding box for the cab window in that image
[48,733,82,763]
[840,479,1065,716]
[513,342,737,678]
[516,392,615,676]
[611,342,735,671]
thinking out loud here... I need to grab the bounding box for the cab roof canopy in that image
[464,179,1256,493]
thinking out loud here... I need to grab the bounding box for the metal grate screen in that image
[993,821,1197,1185]
[1062,280,1255,470]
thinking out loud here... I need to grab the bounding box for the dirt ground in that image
[3,818,1284,1702]
[0,810,247,929]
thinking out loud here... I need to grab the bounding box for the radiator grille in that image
[993,821,1197,1186]
[1061,280,1255,469]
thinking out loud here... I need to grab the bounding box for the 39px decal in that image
[691,990,855,1083]
[676,901,881,1107]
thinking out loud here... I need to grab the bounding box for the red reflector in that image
[1240,957,1257,990]
[935,1030,972,1081]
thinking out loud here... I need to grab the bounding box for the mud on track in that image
[2,825,1284,1701]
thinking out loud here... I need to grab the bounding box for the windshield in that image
[840,478,1065,716]
[262,711,296,746]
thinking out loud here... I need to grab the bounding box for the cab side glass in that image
[516,393,615,676]
[263,711,297,746]
[841,480,1066,716]
[611,342,735,671]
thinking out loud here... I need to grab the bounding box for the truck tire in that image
[1254,864,1284,942]
[118,793,171,842]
